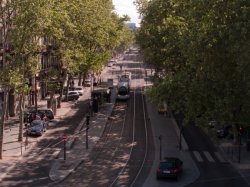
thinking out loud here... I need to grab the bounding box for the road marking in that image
[214,152,227,163]
[193,151,203,162]
[204,151,215,162]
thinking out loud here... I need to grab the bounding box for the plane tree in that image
[137,0,250,138]
[0,0,53,158]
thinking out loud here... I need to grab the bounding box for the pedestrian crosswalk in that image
[192,151,227,163]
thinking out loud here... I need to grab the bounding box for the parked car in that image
[36,108,54,120]
[156,157,183,180]
[64,91,79,101]
[84,79,91,87]
[74,86,84,96]
[27,120,47,136]
[107,62,113,67]
[208,119,217,128]
[217,124,233,138]
[110,59,117,64]
[24,108,54,123]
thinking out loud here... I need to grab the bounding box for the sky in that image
[112,0,141,26]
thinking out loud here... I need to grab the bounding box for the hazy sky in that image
[112,0,141,26]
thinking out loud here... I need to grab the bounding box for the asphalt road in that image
[177,119,250,187]
[0,98,90,187]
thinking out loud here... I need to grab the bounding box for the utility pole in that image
[159,135,162,160]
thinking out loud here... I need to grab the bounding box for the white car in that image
[107,62,113,67]
[63,91,79,101]
[84,79,91,87]
[74,87,84,96]
[110,60,117,64]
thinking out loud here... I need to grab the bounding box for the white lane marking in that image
[204,151,215,162]
[214,152,227,163]
[193,151,203,162]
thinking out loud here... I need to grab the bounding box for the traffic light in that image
[239,127,244,135]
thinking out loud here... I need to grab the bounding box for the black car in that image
[24,108,54,123]
[217,124,233,138]
[156,157,183,180]
[36,109,54,120]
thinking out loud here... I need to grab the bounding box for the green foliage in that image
[139,0,250,127]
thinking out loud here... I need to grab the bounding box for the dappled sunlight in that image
[56,98,137,187]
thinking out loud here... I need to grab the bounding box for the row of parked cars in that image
[25,86,86,136]
[24,108,54,136]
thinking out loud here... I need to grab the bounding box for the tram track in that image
[57,60,153,187]
[109,62,149,187]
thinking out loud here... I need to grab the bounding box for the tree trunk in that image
[35,76,38,112]
[65,77,71,102]
[78,73,82,86]
[58,81,63,108]
[18,93,24,142]
[8,88,15,117]
[0,88,9,159]
[58,71,67,108]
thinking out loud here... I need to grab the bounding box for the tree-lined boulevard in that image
[0,0,250,186]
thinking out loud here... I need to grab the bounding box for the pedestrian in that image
[41,111,46,121]
[71,80,74,89]
[33,112,41,120]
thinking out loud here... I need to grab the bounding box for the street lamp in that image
[159,135,162,160]
[86,115,90,149]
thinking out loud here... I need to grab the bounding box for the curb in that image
[49,158,84,183]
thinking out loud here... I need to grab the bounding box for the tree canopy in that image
[136,0,250,127]
[0,0,134,159]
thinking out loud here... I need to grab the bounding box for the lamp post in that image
[86,115,90,149]
[159,135,162,160]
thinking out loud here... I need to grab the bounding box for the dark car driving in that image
[156,157,183,180]
[27,120,47,136]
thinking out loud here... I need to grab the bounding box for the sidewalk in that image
[143,100,199,187]
[219,138,250,170]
